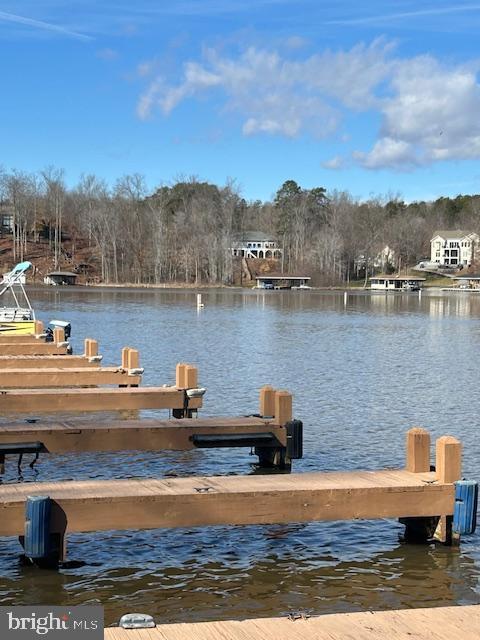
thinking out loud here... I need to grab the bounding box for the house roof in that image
[256,273,311,280]
[370,275,426,281]
[46,271,77,277]
[233,231,277,242]
[431,230,477,240]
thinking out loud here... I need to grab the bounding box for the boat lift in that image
[0,261,35,322]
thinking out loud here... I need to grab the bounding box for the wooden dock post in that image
[127,349,140,372]
[84,339,98,359]
[176,363,187,388]
[256,389,294,470]
[401,427,435,542]
[185,365,198,389]
[53,326,65,344]
[259,385,275,418]
[173,363,197,418]
[34,320,44,335]
[121,346,130,369]
[434,435,462,544]
[406,427,430,472]
[275,390,293,426]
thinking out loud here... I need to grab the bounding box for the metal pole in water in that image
[344,291,348,306]
[197,294,204,309]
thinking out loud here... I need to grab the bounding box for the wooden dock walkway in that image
[104,605,480,640]
[0,468,453,537]
[0,386,203,413]
[0,416,286,452]
[0,354,102,368]
[0,341,70,356]
[0,367,142,387]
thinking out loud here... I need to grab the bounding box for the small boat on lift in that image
[0,261,71,338]
[0,261,36,334]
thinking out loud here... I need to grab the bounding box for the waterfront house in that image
[230,231,282,259]
[430,230,479,267]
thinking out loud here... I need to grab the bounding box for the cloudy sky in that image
[1,0,480,201]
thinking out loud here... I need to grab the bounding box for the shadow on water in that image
[1,525,479,625]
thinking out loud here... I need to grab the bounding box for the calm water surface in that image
[1,287,480,623]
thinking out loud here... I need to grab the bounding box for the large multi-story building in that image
[430,230,479,267]
[230,231,282,259]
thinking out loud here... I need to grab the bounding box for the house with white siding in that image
[230,231,282,259]
[430,230,479,267]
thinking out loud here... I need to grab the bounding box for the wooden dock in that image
[0,341,70,356]
[104,605,480,640]
[0,416,286,452]
[0,386,203,413]
[0,354,102,368]
[0,367,142,387]
[0,467,455,537]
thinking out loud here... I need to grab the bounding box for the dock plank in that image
[103,605,480,640]
[0,355,100,368]
[0,367,142,387]
[0,342,69,356]
[0,470,453,536]
[0,386,202,413]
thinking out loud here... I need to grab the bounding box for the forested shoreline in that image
[1,167,480,285]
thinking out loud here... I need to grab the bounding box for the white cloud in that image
[322,156,345,170]
[136,39,480,169]
[354,138,418,169]
[357,55,480,168]
[137,40,390,138]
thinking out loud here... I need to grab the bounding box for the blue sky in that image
[1,1,480,202]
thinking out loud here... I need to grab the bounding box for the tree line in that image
[1,167,480,285]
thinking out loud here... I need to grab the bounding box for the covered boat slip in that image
[370,275,426,291]
[104,605,480,640]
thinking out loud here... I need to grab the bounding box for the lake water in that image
[1,287,480,624]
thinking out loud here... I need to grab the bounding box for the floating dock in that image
[0,467,454,538]
[0,415,289,453]
[104,605,480,640]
